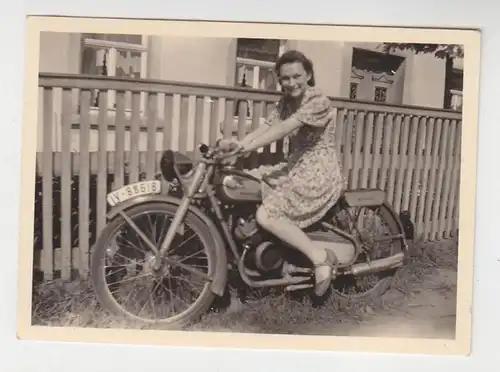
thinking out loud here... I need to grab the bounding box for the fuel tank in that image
[214,168,262,203]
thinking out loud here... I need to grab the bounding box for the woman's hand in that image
[214,138,243,165]
[217,138,242,152]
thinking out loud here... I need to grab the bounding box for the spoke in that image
[109,250,148,265]
[102,208,214,320]
[165,257,211,281]
[157,216,170,244]
[111,284,137,308]
[108,272,152,286]
[116,235,149,256]
[172,275,206,294]
[104,265,128,277]
[165,275,176,315]
[146,214,155,243]
[105,262,128,271]
[180,263,209,270]
[151,214,159,245]
[119,211,159,255]
[138,279,163,318]
[177,247,205,263]
[168,232,198,255]
[160,280,192,309]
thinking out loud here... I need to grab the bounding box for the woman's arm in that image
[239,102,282,147]
[239,88,333,154]
[242,116,303,153]
[239,124,271,147]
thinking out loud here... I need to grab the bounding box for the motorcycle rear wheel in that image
[90,202,218,328]
[329,203,405,302]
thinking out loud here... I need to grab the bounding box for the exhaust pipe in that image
[346,252,405,276]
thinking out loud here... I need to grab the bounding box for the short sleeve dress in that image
[248,86,347,229]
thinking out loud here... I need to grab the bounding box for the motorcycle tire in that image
[90,202,218,328]
[330,203,405,302]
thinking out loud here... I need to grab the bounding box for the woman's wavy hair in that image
[274,50,316,87]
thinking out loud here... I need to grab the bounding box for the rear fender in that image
[106,195,228,297]
[341,188,386,207]
[338,189,413,255]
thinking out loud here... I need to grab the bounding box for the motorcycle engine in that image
[234,217,284,272]
[233,216,263,246]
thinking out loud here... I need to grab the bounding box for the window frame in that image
[234,39,286,90]
[81,35,149,113]
[235,57,279,90]
[373,85,388,103]
[349,81,359,100]
[449,88,463,111]
[233,39,286,119]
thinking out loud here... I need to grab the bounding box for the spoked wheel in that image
[90,202,217,327]
[329,203,405,302]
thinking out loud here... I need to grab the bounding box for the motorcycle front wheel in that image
[90,202,218,328]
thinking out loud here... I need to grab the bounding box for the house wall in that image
[39,32,82,74]
[148,36,236,85]
[287,40,350,98]
[38,32,83,152]
[346,42,407,104]
[38,32,456,107]
[403,52,447,108]
[344,42,448,108]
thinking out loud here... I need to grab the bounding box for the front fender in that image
[106,195,228,297]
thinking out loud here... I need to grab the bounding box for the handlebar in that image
[198,142,244,162]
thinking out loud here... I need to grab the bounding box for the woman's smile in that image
[278,61,312,98]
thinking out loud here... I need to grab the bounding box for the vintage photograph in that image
[17,17,480,355]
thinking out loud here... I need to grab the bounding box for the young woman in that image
[220,50,346,297]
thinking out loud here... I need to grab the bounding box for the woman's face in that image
[277,61,311,98]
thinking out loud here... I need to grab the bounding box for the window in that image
[351,47,405,75]
[81,33,148,112]
[374,86,388,102]
[445,67,463,111]
[234,38,286,91]
[234,38,286,117]
[349,82,358,99]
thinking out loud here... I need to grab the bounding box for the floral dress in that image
[248,86,347,229]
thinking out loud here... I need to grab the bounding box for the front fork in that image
[153,162,209,270]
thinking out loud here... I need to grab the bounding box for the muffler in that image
[346,252,405,276]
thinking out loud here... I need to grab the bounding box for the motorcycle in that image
[90,142,414,327]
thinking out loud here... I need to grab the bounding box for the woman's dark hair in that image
[274,50,316,87]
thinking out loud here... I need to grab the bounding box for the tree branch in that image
[379,43,464,59]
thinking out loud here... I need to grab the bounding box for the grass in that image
[31,236,458,335]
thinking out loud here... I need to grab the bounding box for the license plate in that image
[106,180,162,207]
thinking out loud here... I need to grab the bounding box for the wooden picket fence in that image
[33,73,462,281]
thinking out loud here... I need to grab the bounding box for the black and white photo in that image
[17,17,480,356]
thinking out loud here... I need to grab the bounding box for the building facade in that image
[37,32,464,153]
[39,32,463,111]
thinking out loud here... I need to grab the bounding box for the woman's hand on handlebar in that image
[214,138,245,162]
[217,138,241,151]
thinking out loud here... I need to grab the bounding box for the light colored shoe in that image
[314,250,337,296]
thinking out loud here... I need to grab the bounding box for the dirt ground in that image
[323,267,457,339]
[190,238,458,339]
[194,267,457,339]
[32,238,458,339]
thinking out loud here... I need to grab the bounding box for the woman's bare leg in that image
[256,206,333,294]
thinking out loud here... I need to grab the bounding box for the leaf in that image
[380,43,464,59]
